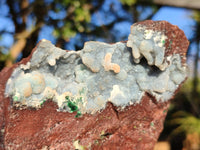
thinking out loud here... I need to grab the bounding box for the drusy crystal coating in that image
[5,23,187,115]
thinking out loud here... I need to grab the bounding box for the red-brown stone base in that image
[0,64,169,149]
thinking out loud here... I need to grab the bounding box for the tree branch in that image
[139,0,200,10]
[6,0,19,31]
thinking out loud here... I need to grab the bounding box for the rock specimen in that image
[0,20,189,150]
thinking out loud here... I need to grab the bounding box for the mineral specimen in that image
[0,20,189,149]
[5,22,187,116]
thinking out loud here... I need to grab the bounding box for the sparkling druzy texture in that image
[5,21,188,115]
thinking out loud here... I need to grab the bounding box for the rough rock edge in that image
[132,20,189,63]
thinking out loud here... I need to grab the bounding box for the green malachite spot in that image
[94,140,99,144]
[65,96,82,118]
[40,100,46,105]
[67,100,78,112]
[75,111,82,118]
[13,96,19,101]
[162,40,165,44]
[66,96,70,101]
[150,122,154,127]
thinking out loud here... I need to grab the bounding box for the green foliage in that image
[52,0,92,41]
[180,78,200,94]
[63,23,76,39]
[193,11,200,23]
[165,78,200,140]
[120,0,137,6]
[169,111,200,135]
[0,49,10,62]
[0,53,8,62]
[74,7,91,23]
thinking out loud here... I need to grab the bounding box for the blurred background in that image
[0,0,199,149]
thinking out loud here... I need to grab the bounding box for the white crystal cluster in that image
[5,24,187,114]
[127,25,168,70]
